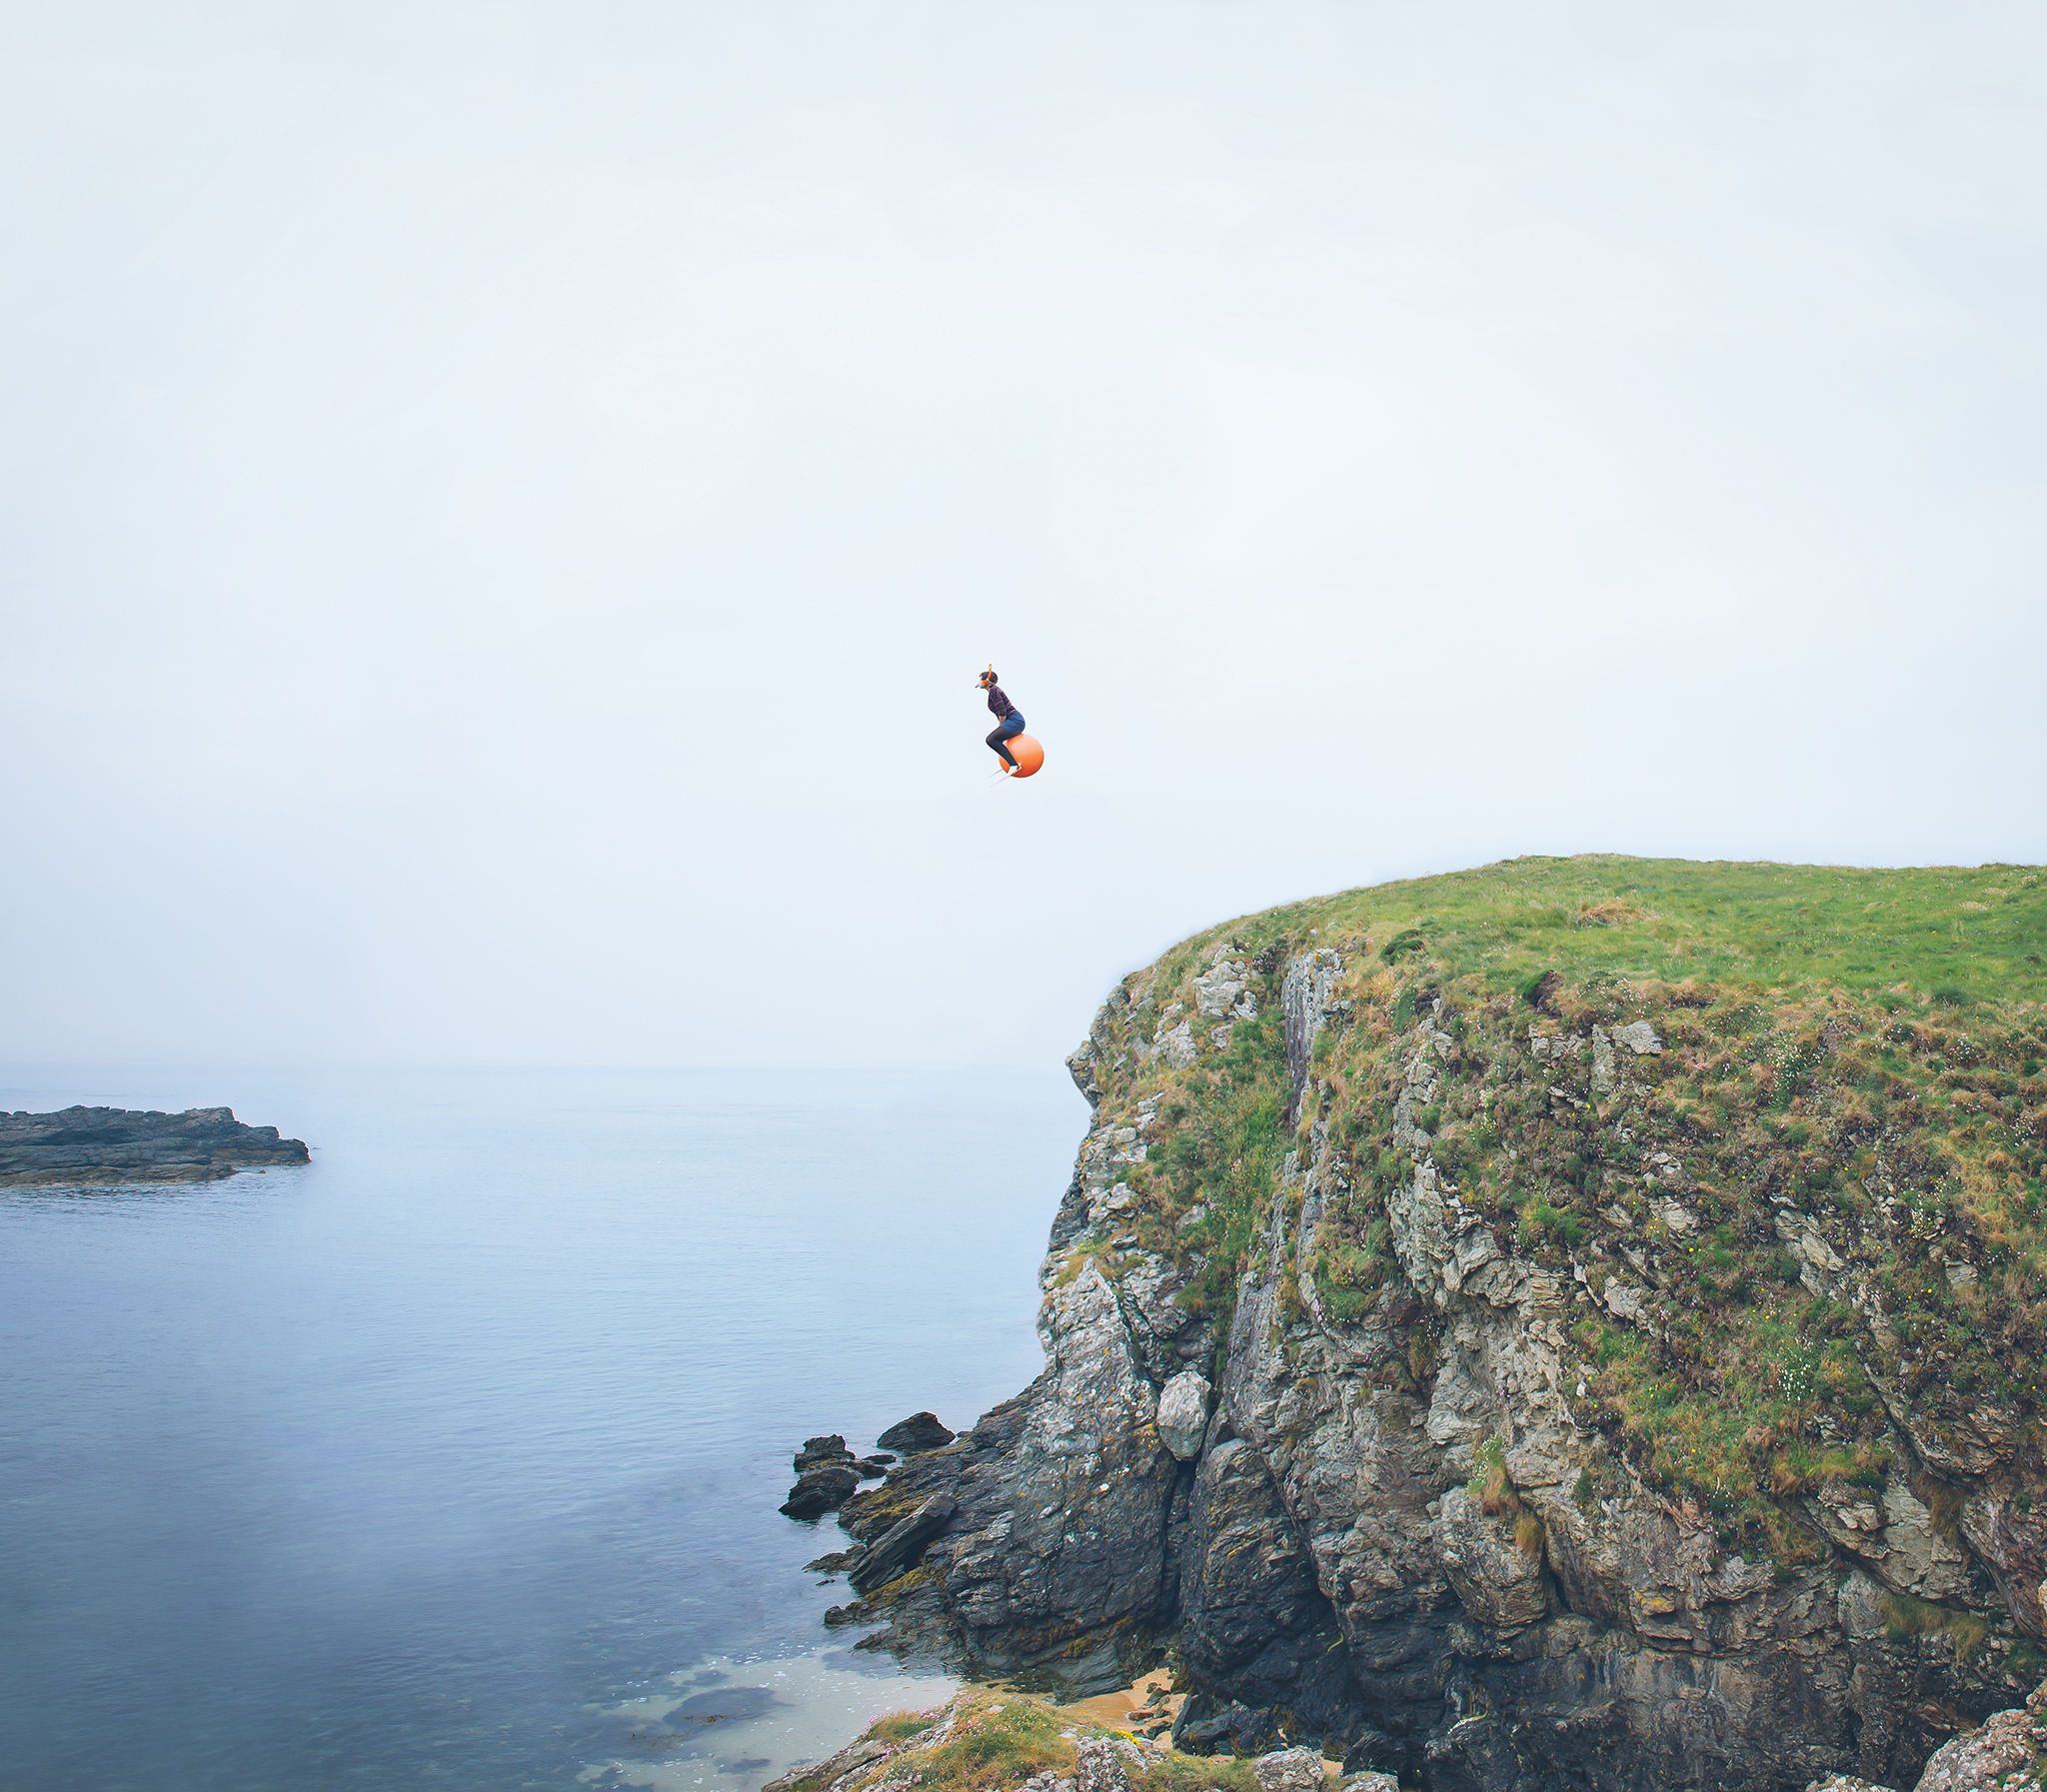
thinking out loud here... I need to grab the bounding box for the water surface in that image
[0,1065,1080,1790]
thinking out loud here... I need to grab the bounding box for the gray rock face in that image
[1281,949,1342,1109]
[849,1494,957,1593]
[1908,1674,2046,1791]
[1430,1487,1546,1626]
[0,1105,309,1185]
[1802,1660,2047,1792]
[824,944,2043,1792]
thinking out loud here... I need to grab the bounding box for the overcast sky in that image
[4,1,2043,1071]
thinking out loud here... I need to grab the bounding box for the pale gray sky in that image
[4,1,2043,1070]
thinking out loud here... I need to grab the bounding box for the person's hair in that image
[983,668,999,684]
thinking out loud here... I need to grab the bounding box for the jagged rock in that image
[1869,1475,1973,1601]
[1073,1735,1129,1792]
[1193,944,1253,1019]
[0,1105,309,1185]
[805,1545,866,1573]
[854,1456,892,1478]
[762,1734,889,1791]
[780,1463,860,1519]
[1155,1368,1211,1461]
[1803,1673,2047,1792]
[1251,1746,1326,1792]
[1959,1492,2047,1637]
[795,1435,854,1472]
[876,1412,955,1453]
[1911,1678,2046,1791]
[1431,1487,1547,1626]
[1174,1699,1284,1757]
[848,1494,957,1593]
[1066,985,1132,1107]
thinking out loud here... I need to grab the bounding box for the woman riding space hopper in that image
[977,666,1026,774]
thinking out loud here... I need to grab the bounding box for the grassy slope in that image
[1082,856,2047,1590]
[777,1687,1257,1792]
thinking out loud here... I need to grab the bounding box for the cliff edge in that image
[0,1106,311,1184]
[826,856,2047,1792]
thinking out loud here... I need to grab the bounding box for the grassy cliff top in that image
[1167,855,2047,1014]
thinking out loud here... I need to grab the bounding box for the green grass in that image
[1082,856,2047,1556]
[1878,1589,1992,1662]
[1153,856,2047,1010]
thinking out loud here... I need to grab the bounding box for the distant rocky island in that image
[0,1106,310,1185]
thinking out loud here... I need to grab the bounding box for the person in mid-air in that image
[978,666,1025,773]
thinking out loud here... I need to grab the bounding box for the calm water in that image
[0,1066,1081,1791]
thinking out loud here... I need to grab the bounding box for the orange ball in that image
[1007,734,1044,778]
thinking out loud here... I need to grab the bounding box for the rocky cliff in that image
[819,858,2047,1792]
[0,1105,310,1184]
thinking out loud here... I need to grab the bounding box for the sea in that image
[0,1065,1083,1792]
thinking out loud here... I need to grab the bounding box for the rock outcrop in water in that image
[0,1106,310,1184]
[823,858,2047,1792]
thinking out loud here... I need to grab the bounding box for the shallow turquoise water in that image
[0,1065,1080,1790]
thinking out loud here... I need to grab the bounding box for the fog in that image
[4,1,2043,1070]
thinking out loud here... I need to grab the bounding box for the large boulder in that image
[780,1463,859,1519]
[877,1412,955,1453]
[1073,1735,1130,1792]
[1155,1369,1212,1461]
[1251,1747,1326,1792]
